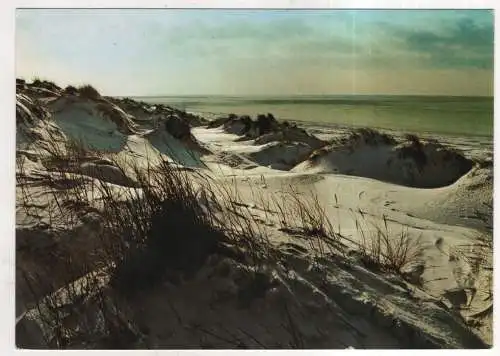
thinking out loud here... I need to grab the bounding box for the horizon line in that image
[123,93,494,98]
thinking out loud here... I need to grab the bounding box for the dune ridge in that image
[293,129,475,188]
[15,79,493,349]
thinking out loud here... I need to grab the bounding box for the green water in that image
[137,95,493,138]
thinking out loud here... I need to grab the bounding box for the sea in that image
[135,95,493,138]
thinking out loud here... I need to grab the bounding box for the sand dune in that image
[16,84,211,170]
[15,80,493,349]
[49,96,132,152]
[293,130,474,188]
[144,129,207,168]
[16,93,64,150]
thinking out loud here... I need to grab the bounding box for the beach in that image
[15,79,493,349]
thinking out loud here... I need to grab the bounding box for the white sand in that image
[191,122,493,346]
[15,88,493,348]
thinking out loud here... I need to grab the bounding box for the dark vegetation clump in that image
[238,115,254,133]
[78,85,101,100]
[32,78,43,86]
[110,191,226,296]
[209,112,284,138]
[207,115,231,128]
[398,133,473,177]
[256,113,278,135]
[16,78,26,91]
[30,78,61,92]
[344,128,397,146]
[64,85,79,96]
[90,157,246,297]
[404,133,421,146]
[182,112,208,127]
[398,134,427,172]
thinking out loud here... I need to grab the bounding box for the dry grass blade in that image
[354,217,424,274]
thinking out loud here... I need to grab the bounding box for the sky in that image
[16,9,494,96]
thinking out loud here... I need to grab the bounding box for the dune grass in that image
[17,133,429,349]
[342,128,397,146]
[15,81,492,348]
[16,137,274,348]
[269,184,424,275]
[64,85,79,95]
[354,215,424,275]
[78,85,101,100]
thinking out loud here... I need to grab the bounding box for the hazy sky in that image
[16,9,493,96]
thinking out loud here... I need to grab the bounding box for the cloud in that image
[394,16,493,69]
[150,10,358,63]
[176,11,494,72]
[15,9,493,96]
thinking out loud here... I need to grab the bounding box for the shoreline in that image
[180,108,494,142]
[130,94,493,140]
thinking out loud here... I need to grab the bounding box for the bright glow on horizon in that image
[15,9,493,96]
